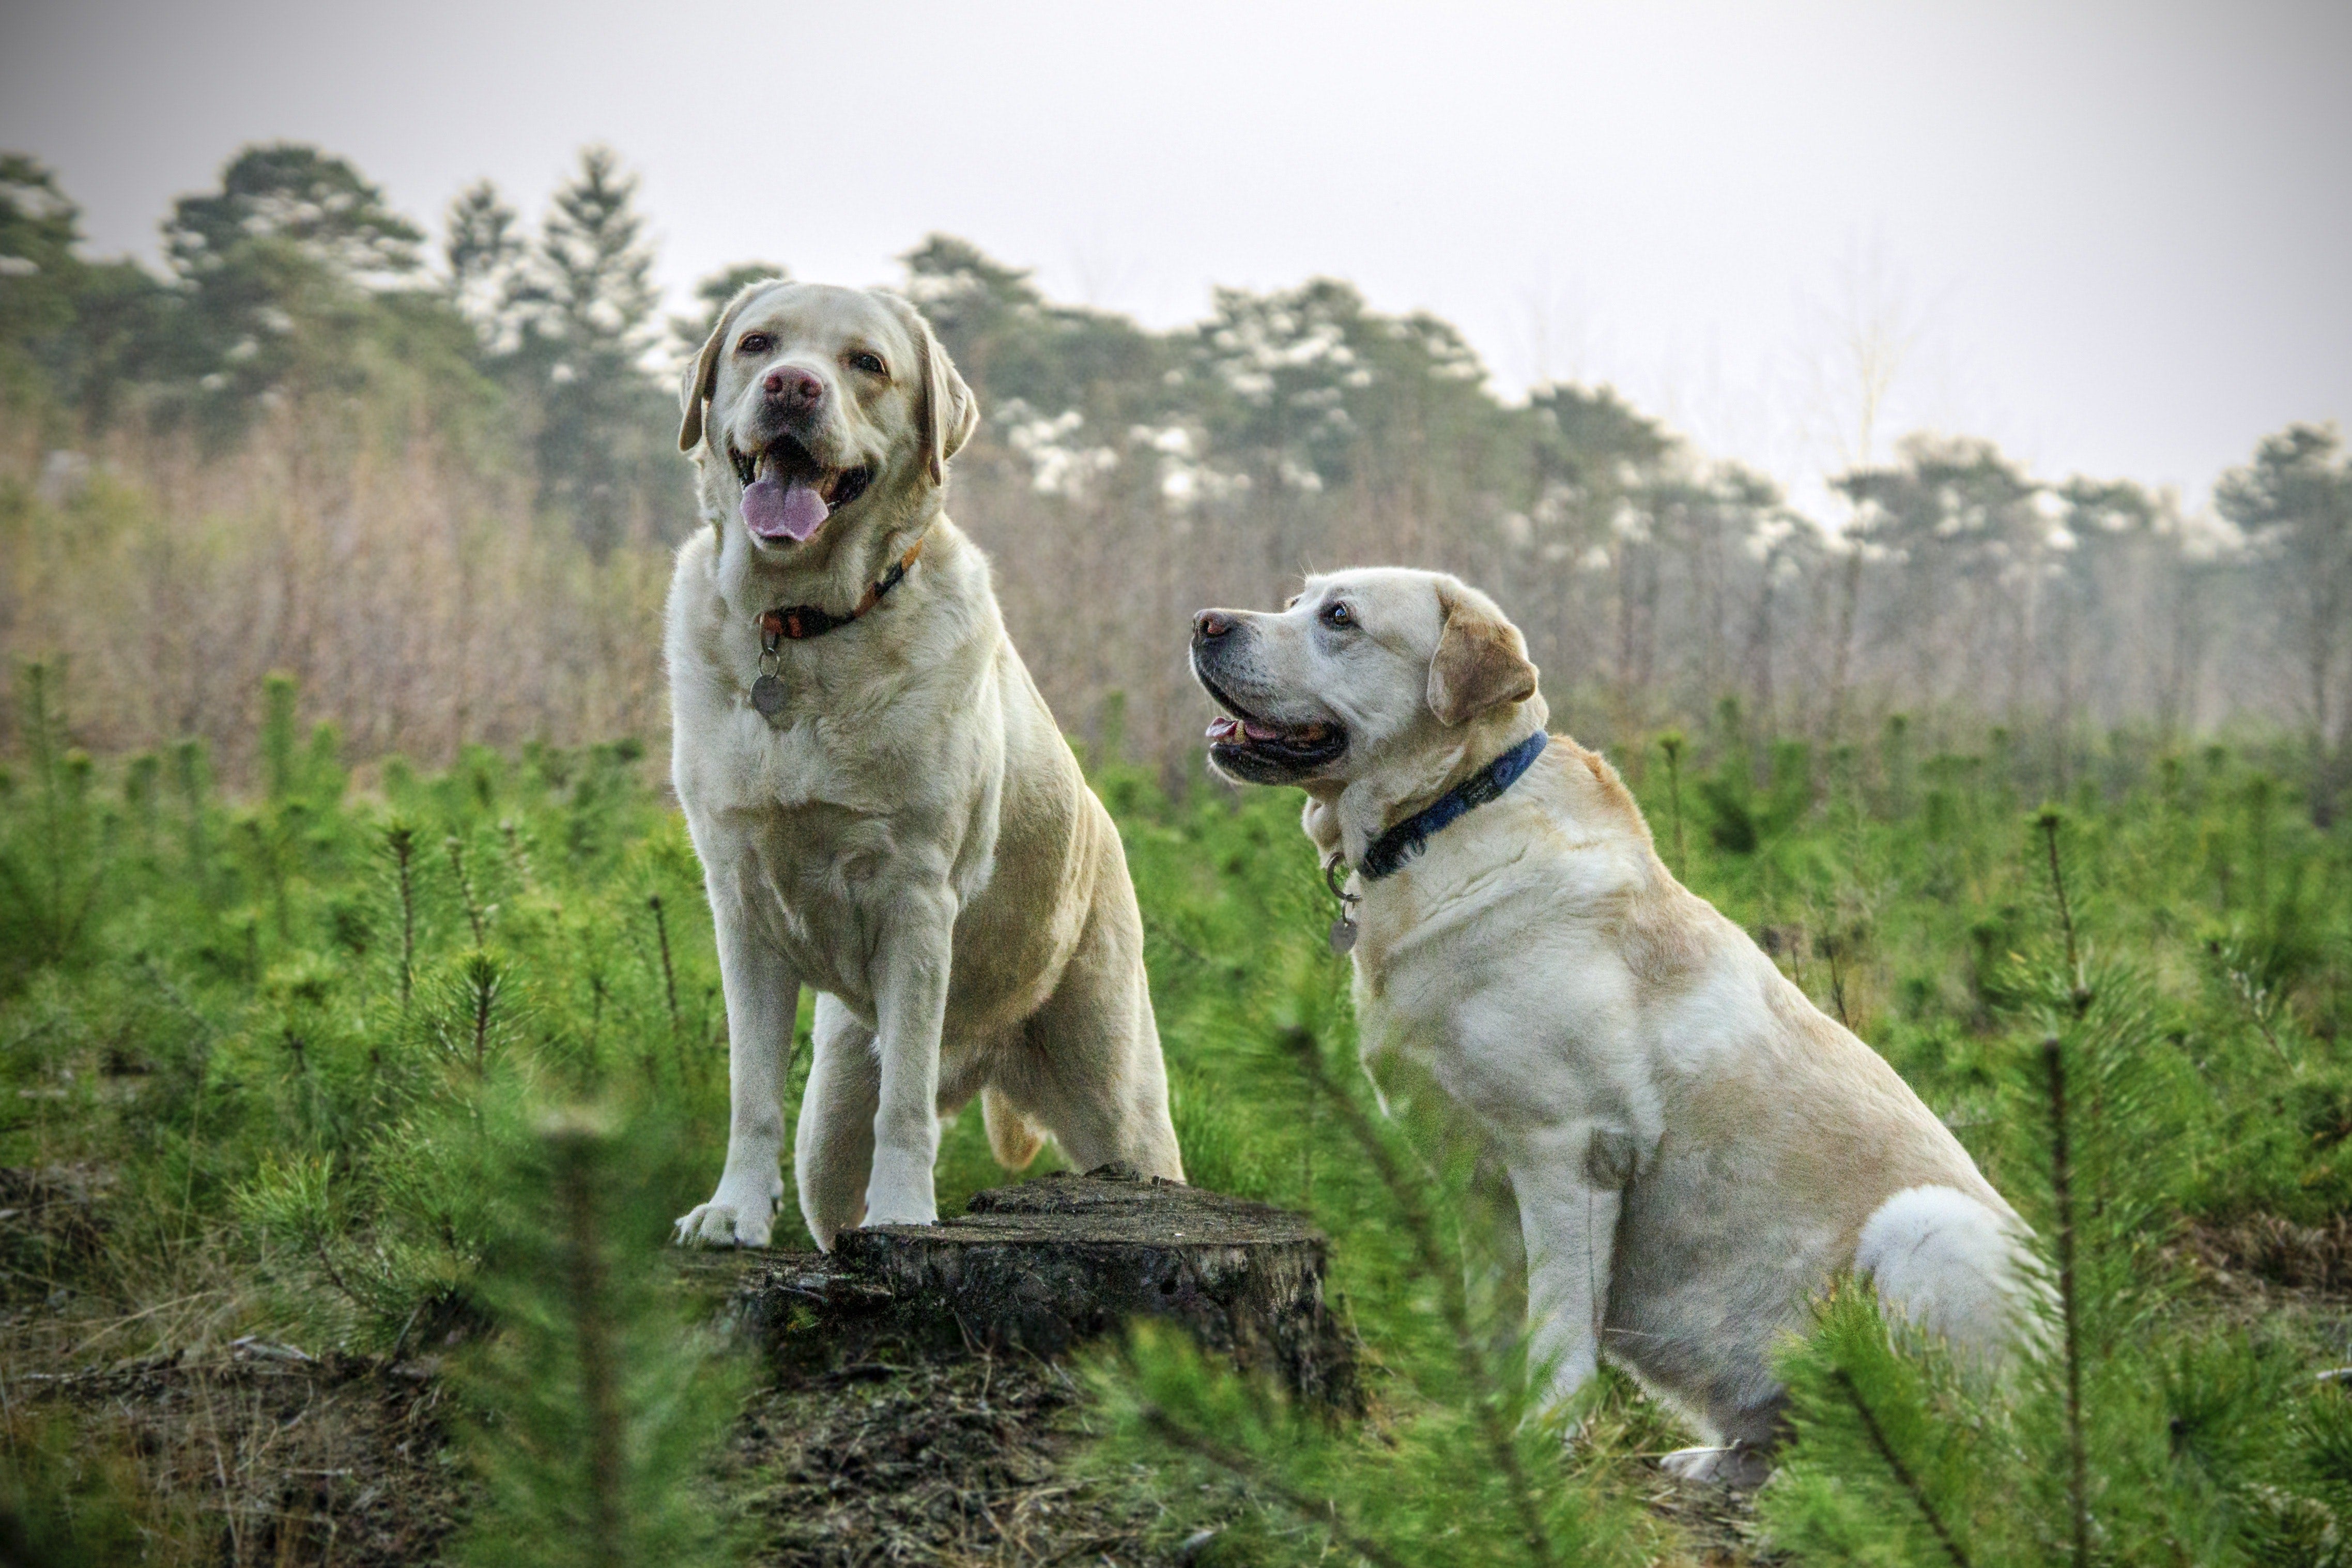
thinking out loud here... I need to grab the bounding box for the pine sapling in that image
[2042,1034,2092,1568]
[463,952,504,1077]
[262,671,300,802]
[647,893,684,1075]
[2038,807,2088,1017]
[173,737,213,900]
[448,833,490,948]
[1658,730,1688,879]
[501,817,536,893]
[386,823,418,1009]
[1131,1405,1419,1568]
[453,1106,748,1568]
[1820,927,1853,1030]
[1277,1022,1559,1568]
[550,1119,627,1568]
[1830,1366,1972,1568]
[123,751,159,857]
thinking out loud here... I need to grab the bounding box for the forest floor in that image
[11,1158,2349,1567]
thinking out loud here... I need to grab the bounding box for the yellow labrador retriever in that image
[1190,567,2035,1484]
[668,281,1182,1249]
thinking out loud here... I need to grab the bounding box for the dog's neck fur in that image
[1303,694,1551,870]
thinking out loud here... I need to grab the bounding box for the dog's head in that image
[677,281,979,557]
[1188,567,1542,790]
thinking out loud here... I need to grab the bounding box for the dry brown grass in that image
[1,404,1436,787]
[3,404,670,782]
[0,391,2231,793]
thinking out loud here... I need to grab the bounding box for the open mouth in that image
[729,434,873,544]
[1197,672,1347,778]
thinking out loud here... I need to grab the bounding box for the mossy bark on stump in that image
[687,1164,1357,1409]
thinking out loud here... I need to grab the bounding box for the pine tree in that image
[451,1105,747,1568]
[518,147,670,554]
[164,143,423,288]
[2216,426,2352,827]
[0,156,170,425]
[1092,970,1647,1567]
[158,143,427,435]
[444,179,530,356]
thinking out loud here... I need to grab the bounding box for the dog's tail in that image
[982,1087,1046,1171]
[1857,1184,2046,1375]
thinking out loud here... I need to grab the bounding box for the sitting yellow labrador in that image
[667,281,1181,1249]
[1190,567,2035,1484]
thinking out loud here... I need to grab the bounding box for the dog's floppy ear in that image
[676,280,782,455]
[1426,582,1539,726]
[882,293,979,485]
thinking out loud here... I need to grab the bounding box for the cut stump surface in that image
[684,1163,1357,1408]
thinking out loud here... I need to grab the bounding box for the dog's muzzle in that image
[1190,611,1348,783]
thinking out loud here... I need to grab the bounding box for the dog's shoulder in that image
[1506,736,1728,1001]
[1540,736,1654,849]
[663,528,725,659]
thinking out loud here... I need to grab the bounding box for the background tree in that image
[2217,424,2352,824]
[445,179,530,357]
[1,156,173,429]
[0,157,87,408]
[1835,437,2046,723]
[159,143,427,438]
[164,143,423,287]
[515,146,668,555]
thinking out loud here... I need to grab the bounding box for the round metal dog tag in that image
[750,674,788,722]
[1329,917,1358,956]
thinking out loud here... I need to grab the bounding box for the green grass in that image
[4,666,2350,1563]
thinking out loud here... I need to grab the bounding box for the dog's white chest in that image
[1349,864,1647,1138]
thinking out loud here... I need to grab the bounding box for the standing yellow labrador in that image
[1190,567,2036,1483]
[668,281,1181,1249]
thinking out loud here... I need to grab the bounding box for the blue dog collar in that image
[1357,730,1548,882]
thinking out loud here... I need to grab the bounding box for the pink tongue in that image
[742,478,829,542]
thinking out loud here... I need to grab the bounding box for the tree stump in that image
[686,1164,1357,1409]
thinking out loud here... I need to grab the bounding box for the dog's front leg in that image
[1511,1125,1630,1416]
[675,897,801,1248]
[861,887,956,1227]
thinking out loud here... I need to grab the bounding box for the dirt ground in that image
[3,1315,1203,1567]
[3,1348,464,1565]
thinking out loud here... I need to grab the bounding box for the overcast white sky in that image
[4,0,2346,511]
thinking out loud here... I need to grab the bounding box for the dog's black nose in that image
[763,366,824,415]
[1193,609,1236,644]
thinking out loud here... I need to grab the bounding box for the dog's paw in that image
[672,1192,775,1249]
[859,1198,937,1229]
[1659,1444,1772,1489]
[862,1149,937,1228]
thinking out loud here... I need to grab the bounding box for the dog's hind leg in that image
[796,995,880,1250]
[981,1087,1045,1171]
[1660,1392,1788,1488]
[1011,882,1182,1182]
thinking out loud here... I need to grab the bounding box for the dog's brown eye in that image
[1321,601,1353,628]
[737,332,772,355]
[849,351,886,376]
